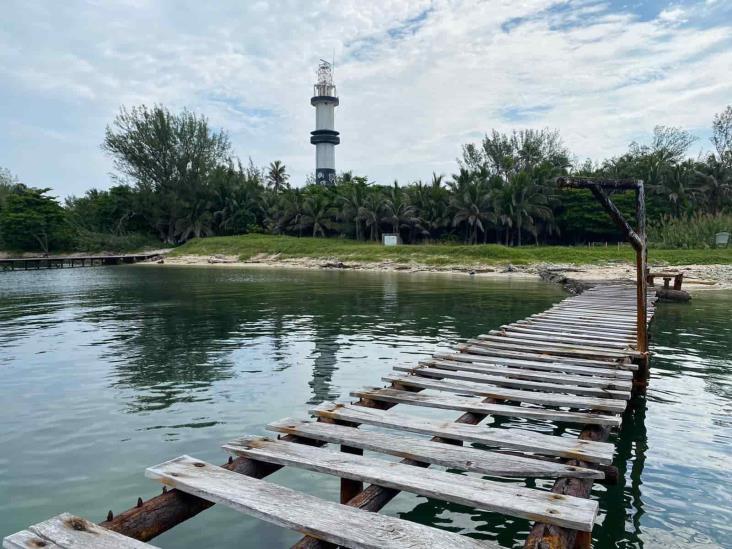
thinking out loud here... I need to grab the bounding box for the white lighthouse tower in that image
[311,60,339,185]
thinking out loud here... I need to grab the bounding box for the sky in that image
[1,0,731,198]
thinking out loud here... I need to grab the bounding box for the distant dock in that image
[0,253,161,271]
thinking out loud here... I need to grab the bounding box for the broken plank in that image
[266,417,603,479]
[422,358,633,389]
[3,514,158,549]
[469,337,641,360]
[351,387,621,427]
[383,375,627,412]
[311,402,614,464]
[435,352,635,379]
[146,456,491,549]
[490,329,634,349]
[223,437,599,532]
[454,346,637,371]
[396,364,630,399]
[504,324,635,343]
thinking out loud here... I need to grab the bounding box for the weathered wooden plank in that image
[396,364,630,399]
[266,418,603,478]
[517,319,636,337]
[382,375,628,412]
[454,345,638,372]
[421,358,633,390]
[504,324,635,343]
[312,402,614,464]
[436,352,635,379]
[3,514,158,549]
[223,437,599,532]
[490,329,634,349]
[470,337,641,360]
[146,456,492,549]
[3,530,64,549]
[351,387,621,426]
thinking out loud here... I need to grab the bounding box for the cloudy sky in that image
[1,0,731,197]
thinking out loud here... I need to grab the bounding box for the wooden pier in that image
[0,253,161,271]
[4,283,657,549]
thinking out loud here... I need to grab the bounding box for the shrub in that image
[648,213,732,248]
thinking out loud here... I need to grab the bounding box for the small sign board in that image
[383,234,399,246]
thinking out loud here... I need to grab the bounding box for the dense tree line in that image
[1,104,730,253]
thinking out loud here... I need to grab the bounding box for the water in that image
[0,266,729,548]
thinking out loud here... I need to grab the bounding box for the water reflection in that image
[0,267,730,548]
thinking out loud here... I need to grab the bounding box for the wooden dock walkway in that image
[4,283,656,549]
[0,253,160,271]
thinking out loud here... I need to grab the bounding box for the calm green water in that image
[0,266,730,548]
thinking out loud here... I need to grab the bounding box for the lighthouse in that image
[311,60,339,185]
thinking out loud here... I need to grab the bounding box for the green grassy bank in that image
[170,234,732,266]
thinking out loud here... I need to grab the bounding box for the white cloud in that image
[0,0,730,196]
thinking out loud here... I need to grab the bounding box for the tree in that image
[450,175,495,244]
[381,182,419,239]
[0,187,69,253]
[266,160,290,192]
[102,104,231,243]
[711,105,732,167]
[300,194,336,237]
[359,191,384,241]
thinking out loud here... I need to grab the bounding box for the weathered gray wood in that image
[453,346,637,372]
[470,336,641,360]
[3,514,158,549]
[436,352,635,379]
[382,375,628,412]
[396,364,630,399]
[421,358,633,390]
[3,530,64,549]
[267,418,603,478]
[517,319,636,337]
[490,329,634,349]
[146,456,492,549]
[506,323,636,342]
[312,402,614,463]
[351,387,621,426]
[223,437,599,532]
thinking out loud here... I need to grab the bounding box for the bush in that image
[648,213,732,248]
[72,230,164,253]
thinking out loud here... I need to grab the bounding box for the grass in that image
[170,234,732,266]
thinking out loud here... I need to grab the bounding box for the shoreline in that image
[143,253,732,293]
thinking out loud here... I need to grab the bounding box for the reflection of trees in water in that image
[652,297,732,405]
[40,268,558,412]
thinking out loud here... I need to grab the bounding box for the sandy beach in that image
[151,253,732,293]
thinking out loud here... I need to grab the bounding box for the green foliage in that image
[102,104,232,243]
[171,234,732,266]
[648,213,732,249]
[0,186,71,253]
[7,103,731,254]
[72,229,166,252]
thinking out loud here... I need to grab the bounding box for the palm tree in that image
[450,178,495,244]
[507,172,553,246]
[359,191,384,241]
[381,182,419,240]
[301,194,336,237]
[280,189,307,236]
[695,156,732,214]
[266,160,290,193]
[337,182,368,240]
